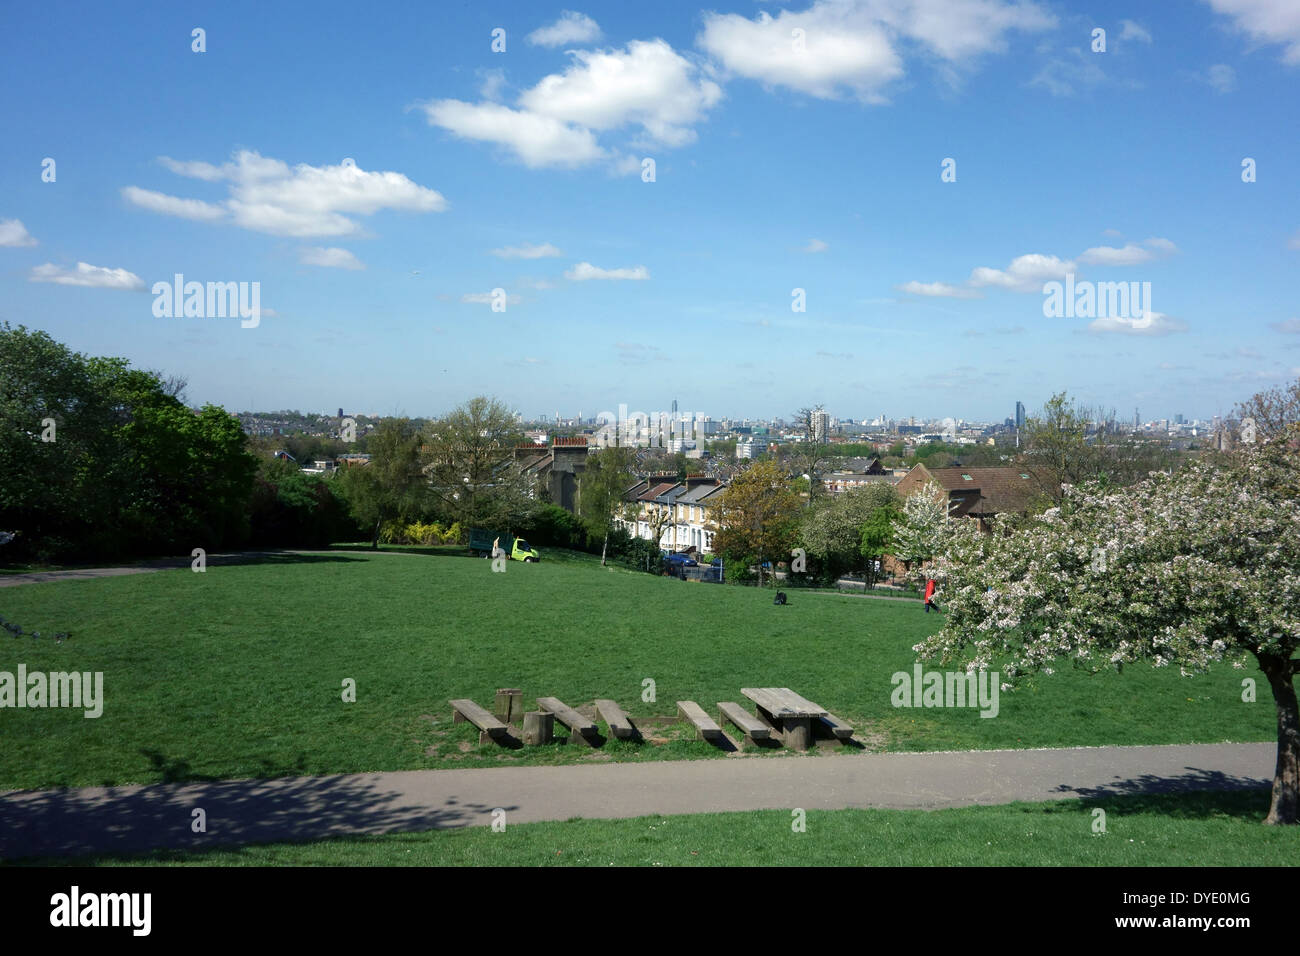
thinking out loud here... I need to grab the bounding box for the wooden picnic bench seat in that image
[537,696,598,745]
[677,700,724,742]
[449,698,509,745]
[717,701,770,741]
[819,711,855,740]
[594,699,636,740]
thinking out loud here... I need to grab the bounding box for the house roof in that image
[677,482,722,504]
[920,466,1036,515]
[638,481,679,502]
[517,452,553,473]
[824,472,900,484]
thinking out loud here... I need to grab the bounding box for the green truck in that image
[468,528,540,562]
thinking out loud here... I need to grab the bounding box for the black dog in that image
[773,591,788,605]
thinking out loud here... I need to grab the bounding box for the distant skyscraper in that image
[1015,401,1026,428]
[338,407,344,418]
[1134,408,1140,429]
[672,398,677,416]
[812,410,829,443]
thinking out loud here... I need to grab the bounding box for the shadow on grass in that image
[0,750,515,865]
[209,551,369,568]
[1054,767,1273,821]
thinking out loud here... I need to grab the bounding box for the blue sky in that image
[2,0,1298,423]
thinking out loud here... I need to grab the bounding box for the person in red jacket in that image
[924,578,937,613]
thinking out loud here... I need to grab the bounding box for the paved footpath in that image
[0,742,1273,860]
[0,549,427,587]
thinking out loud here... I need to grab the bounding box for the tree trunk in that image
[601,531,608,566]
[372,518,381,550]
[1260,654,1299,825]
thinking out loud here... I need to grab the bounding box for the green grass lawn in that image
[0,550,1276,790]
[14,790,1296,867]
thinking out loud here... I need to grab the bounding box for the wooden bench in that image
[594,699,636,740]
[677,700,724,742]
[717,701,770,747]
[819,711,855,741]
[449,698,509,745]
[537,696,598,746]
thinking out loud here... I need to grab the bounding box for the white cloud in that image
[478,68,508,101]
[803,238,829,253]
[901,239,1173,301]
[156,156,226,181]
[1270,318,1300,333]
[969,253,1075,292]
[527,11,601,48]
[897,280,978,298]
[425,38,720,166]
[462,291,523,305]
[422,99,605,168]
[1205,0,1300,64]
[121,186,226,222]
[1078,238,1177,266]
[1088,311,1186,336]
[698,0,1054,102]
[1207,63,1237,92]
[564,261,649,280]
[0,218,37,247]
[1030,47,1109,96]
[518,39,723,147]
[125,151,446,238]
[300,246,365,270]
[29,261,145,290]
[490,242,563,259]
[1078,244,1153,266]
[1288,230,1300,249]
[699,6,900,101]
[1119,20,1153,43]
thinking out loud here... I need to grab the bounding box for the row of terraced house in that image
[515,436,1040,558]
[618,474,726,554]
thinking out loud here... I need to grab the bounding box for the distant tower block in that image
[338,407,344,418]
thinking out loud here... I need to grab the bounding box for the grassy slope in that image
[0,551,1276,790]
[15,791,1297,867]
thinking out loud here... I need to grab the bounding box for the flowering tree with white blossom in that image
[913,434,1300,825]
[891,480,951,570]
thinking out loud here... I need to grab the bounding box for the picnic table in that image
[740,687,829,751]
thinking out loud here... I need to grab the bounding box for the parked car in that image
[663,552,699,568]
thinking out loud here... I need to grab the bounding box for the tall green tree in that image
[578,447,636,565]
[859,501,902,582]
[713,459,801,587]
[422,396,535,529]
[1017,392,1173,506]
[0,323,255,560]
[798,482,899,581]
[338,417,426,549]
[790,404,829,506]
